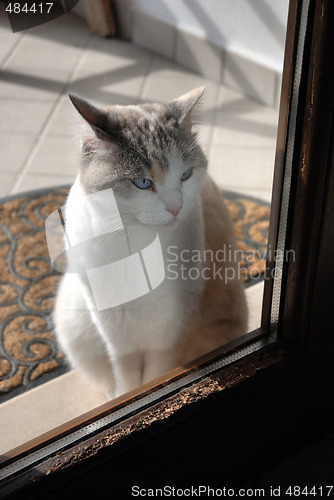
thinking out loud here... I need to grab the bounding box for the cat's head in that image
[69,88,207,227]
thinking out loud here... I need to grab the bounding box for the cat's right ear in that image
[68,94,112,151]
[170,87,205,131]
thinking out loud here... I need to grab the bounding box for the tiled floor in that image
[0,7,276,456]
[0,5,278,201]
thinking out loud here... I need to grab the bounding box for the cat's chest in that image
[92,290,189,351]
[89,230,205,352]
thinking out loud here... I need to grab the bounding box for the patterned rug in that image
[0,187,270,403]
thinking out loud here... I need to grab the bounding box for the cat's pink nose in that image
[166,204,182,216]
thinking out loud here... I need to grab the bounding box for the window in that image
[1,0,333,496]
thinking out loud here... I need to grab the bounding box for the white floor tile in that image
[73,37,151,78]
[26,135,78,176]
[69,38,152,106]
[0,33,20,66]
[217,86,274,113]
[209,145,275,191]
[0,70,64,101]
[44,95,77,136]
[0,133,37,173]
[224,50,278,107]
[141,57,218,112]
[0,370,107,455]
[12,173,75,195]
[213,86,279,149]
[5,37,84,75]
[0,99,54,133]
[212,116,277,149]
[0,172,18,197]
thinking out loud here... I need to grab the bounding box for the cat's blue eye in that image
[132,178,153,189]
[180,167,193,182]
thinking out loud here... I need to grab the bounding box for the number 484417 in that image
[5,3,53,14]
[285,486,333,496]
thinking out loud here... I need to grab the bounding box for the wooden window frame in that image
[1,0,334,496]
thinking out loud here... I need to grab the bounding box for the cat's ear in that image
[170,87,205,130]
[68,94,112,150]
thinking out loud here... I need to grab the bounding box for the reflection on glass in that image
[0,0,289,457]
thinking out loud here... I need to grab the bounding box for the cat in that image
[53,87,248,400]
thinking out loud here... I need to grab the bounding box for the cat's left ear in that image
[68,94,119,154]
[170,86,205,130]
[68,94,110,140]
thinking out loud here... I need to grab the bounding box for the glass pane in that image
[0,0,289,460]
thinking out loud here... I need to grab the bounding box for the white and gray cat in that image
[53,87,248,399]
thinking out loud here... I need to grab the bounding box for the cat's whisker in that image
[182,138,199,158]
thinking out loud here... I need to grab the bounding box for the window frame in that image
[1,0,334,496]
